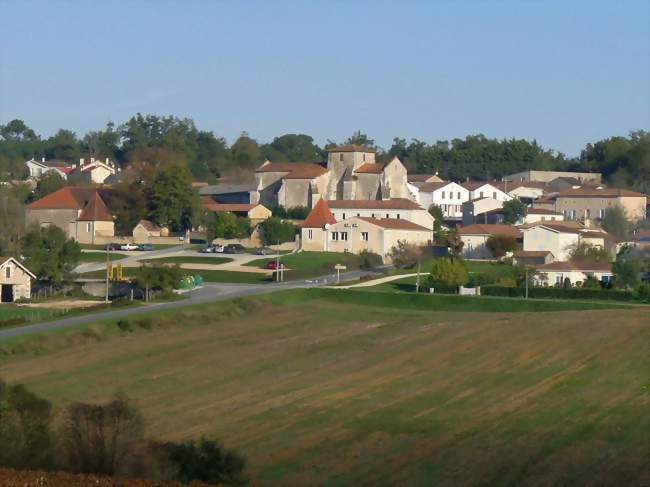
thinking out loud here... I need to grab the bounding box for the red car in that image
[266,261,285,270]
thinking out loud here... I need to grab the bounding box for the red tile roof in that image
[77,191,113,221]
[357,217,429,231]
[354,163,385,174]
[457,224,521,237]
[326,144,376,153]
[302,199,337,228]
[407,174,444,183]
[327,198,423,210]
[27,187,112,215]
[535,261,613,272]
[557,187,647,198]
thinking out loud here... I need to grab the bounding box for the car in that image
[223,244,246,254]
[120,243,139,251]
[212,244,225,253]
[137,243,155,251]
[265,260,285,270]
[199,245,216,253]
[106,243,122,251]
[255,247,274,255]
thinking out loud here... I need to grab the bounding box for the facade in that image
[0,257,35,303]
[504,170,602,185]
[132,220,165,243]
[462,197,503,225]
[553,187,647,222]
[326,199,434,230]
[25,158,74,179]
[26,187,115,244]
[415,181,469,220]
[462,181,512,202]
[199,182,257,204]
[521,222,612,262]
[457,224,521,260]
[69,157,118,184]
[513,250,555,266]
[522,208,564,224]
[201,197,272,224]
[505,181,547,202]
[533,261,613,287]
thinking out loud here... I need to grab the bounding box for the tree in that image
[0,186,25,256]
[61,395,144,475]
[44,129,81,161]
[567,242,611,263]
[230,133,262,170]
[428,257,469,288]
[343,131,375,149]
[208,212,251,239]
[612,255,641,290]
[485,234,518,259]
[502,199,527,225]
[0,119,38,141]
[133,263,183,294]
[445,229,464,260]
[157,438,247,486]
[601,204,630,241]
[260,217,295,245]
[21,225,81,284]
[388,240,423,268]
[428,204,443,232]
[145,163,200,231]
[104,177,148,235]
[30,171,66,202]
[261,134,322,162]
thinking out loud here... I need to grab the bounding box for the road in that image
[0,268,382,340]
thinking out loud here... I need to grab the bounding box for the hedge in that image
[480,285,636,301]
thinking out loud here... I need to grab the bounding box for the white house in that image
[0,257,35,302]
[414,181,469,220]
[533,261,613,287]
[462,181,512,203]
[25,158,74,179]
[521,222,612,262]
[522,208,565,225]
[75,158,118,184]
[325,198,434,230]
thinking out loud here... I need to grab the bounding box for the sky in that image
[1,0,648,157]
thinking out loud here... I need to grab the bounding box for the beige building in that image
[326,199,434,230]
[201,197,272,224]
[521,208,564,224]
[457,224,521,260]
[504,170,602,185]
[300,199,431,262]
[132,220,165,243]
[521,222,613,262]
[553,187,647,222]
[0,257,35,302]
[26,187,115,244]
[533,261,613,287]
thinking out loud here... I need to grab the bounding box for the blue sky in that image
[1,0,648,156]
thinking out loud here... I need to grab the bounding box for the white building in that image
[25,158,74,179]
[533,261,613,287]
[457,224,521,260]
[522,208,564,225]
[462,181,512,202]
[414,181,469,220]
[521,222,612,262]
[75,157,118,184]
[325,198,434,230]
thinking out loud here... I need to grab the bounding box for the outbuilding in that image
[0,257,35,303]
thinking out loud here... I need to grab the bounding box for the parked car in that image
[120,243,139,251]
[223,244,246,254]
[212,244,225,253]
[138,243,155,251]
[265,260,285,270]
[199,245,216,253]
[255,247,274,255]
[106,243,122,251]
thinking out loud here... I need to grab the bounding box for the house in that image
[407,174,444,184]
[462,197,503,225]
[533,261,613,287]
[457,224,521,260]
[68,157,118,184]
[503,170,602,185]
[25,158,74,179]
[513,250,555,266]
[26,187,115,244]
[300,199,431,262]
[132,220,166,243]
[201,197,272,224]
[553,186,647,222]
[414,181,469,220]
[461,181,512,203]
[521,222,614,261]
[504,181,547,203]
[0,257,35,303]
[325,198,434,230]
[521,208,564,224]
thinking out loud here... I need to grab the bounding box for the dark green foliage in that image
[0,381,54,469]
[428,204,444,231]
[388,240,423,268]
[358,250,382,269]
[21,225,81,284]
[613,256,641,290]
[428,257,469,287]
[158,438,247,486]
[207,212,251,240]
[260,217,295,245]
[261,134,323,162]
[502,199,527,224]
[270,205,310,220]
[133,264,183,292]
[581,276,603,289]
[116,319,133,332]
[480,285,636,301]
[567,242,612,263]
[144,163,199,231]
[30,171,66,202]
[601,204,630,240]
[0,186,26,255]
[485,234,518,259]
[636,283,650,302]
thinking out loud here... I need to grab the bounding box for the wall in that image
[534,269,612,287]
[523,227,579,261]
[329,208,434,230]
[469,185,512,202]
[505,170,602,184]
[279,179,311,208]
[300,227,327,251]
[555,195,647,222]
[26,208,78,239]
[0,260,31,301]
[460,234,493,259]
[523,213,564,224]
[431,182,469,219]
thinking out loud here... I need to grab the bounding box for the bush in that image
[133,264,183,293]
[637,283,650,302]
[116,319,133,333]
[388,240,423,268]
[485,234,518,259]
[261,217,296,245]
[481,285,636,301]
[428,257,468,288]
[359,250,382,269]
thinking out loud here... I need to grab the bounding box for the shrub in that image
[481,285,636,301]
[485,234,518,259]
[261,217,295,245]
[116,319,133,333]
[637,283,650,302]
[428,257,468,288]
[388,240,423,268]
[359,250,382,269]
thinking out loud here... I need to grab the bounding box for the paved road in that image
[0,269,382,340]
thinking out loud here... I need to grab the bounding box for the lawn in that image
[79,268,268,284]
[246,251,367,279]
[78,251,129,262]
[139,256,233,265]
[0,291,646,486]
[0,305,68,328]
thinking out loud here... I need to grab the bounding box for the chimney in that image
[105,157,109,165]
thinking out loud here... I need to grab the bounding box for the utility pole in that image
[276,240,280,282]
[525,267,529,299]
[105,244,109,304]
[415,256,421,293]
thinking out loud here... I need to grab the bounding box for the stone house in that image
[553,187,647,222]
[0,257,35,303]
[132,220,165,243]
[201,197,272,224]
[26,187,115,244]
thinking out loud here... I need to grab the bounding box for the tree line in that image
[1,116,647,191]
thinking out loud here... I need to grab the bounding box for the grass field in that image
[80,267,269,284]
[139,256,233,265]
[246,251,367,279]
[0,290,646,486]
[79,244,181,250]
[78,251,129,262]
[0,305,68,327]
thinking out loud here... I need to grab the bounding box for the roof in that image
[202,202,259,213]
[514,250,552,258]
[535,260,613,272]
[256,162,327,179]
[520,222,584,234]
[407,174,444,183]
[198,183,256,196]
[0,256,37,279]
[27,187,101,210]
[302,199,337,228]
[327,198,423,210]
[457,224,521,237]
[356,217,430,231]
[29,158,71,168]
[354,163,385,174]
[77,191,113,221]
[527,208,562,215]
[135,219,162,231]
[557,187,647,198]
[326,144,376,153]
[461,181,505,192]
[416,181,454,193]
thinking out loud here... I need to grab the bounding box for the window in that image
[331,232,339,241]
[85,222,91,233]
[442,191,446,199]
[555,275,563,286]
[493,192,497,199]
[457,192,461,199]
[339,154,344,162]
[5,266,10,279]
[361,232,369,241]
[480,192,484,198]
[357,213,360,217]
[386,213,389,219]
[342,213,346,220]
[396,214,400,219]
[598,209,605,219]
[341,232,348,241]
[308,229,313,239]
[371,213,375,218]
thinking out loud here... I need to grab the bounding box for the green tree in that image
[133,263,183,293]
[428,257,469,288]
[0,186,25,256]
[612,256,641,290]
[428,204,444,232]
[209,212,251,239]
[261,217,295,245]
[567,242,611,263]
[104,177,148,235]
[145,163,200,231]
[388,240,423,268]
[502,199,528,224]
[261,134,322,162]
[485,234,518,259]
[30,171,66,202]
[231,133,262,170]
[21,225,81,284]
[601,204,630,241]
[44,129,81,161]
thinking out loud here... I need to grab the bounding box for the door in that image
[1,284,13,303]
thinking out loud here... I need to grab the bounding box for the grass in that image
[79,268,269,284]
[0,291,646,485]
[139,256,233,265]
[0,306,67,327]
[79,243,181,250]
[78,252,129,262]
[246,251,366,279]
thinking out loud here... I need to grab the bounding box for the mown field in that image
[0,290,647,486]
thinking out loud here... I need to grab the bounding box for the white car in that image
[120,243,139,251]
[212,244,225,253]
